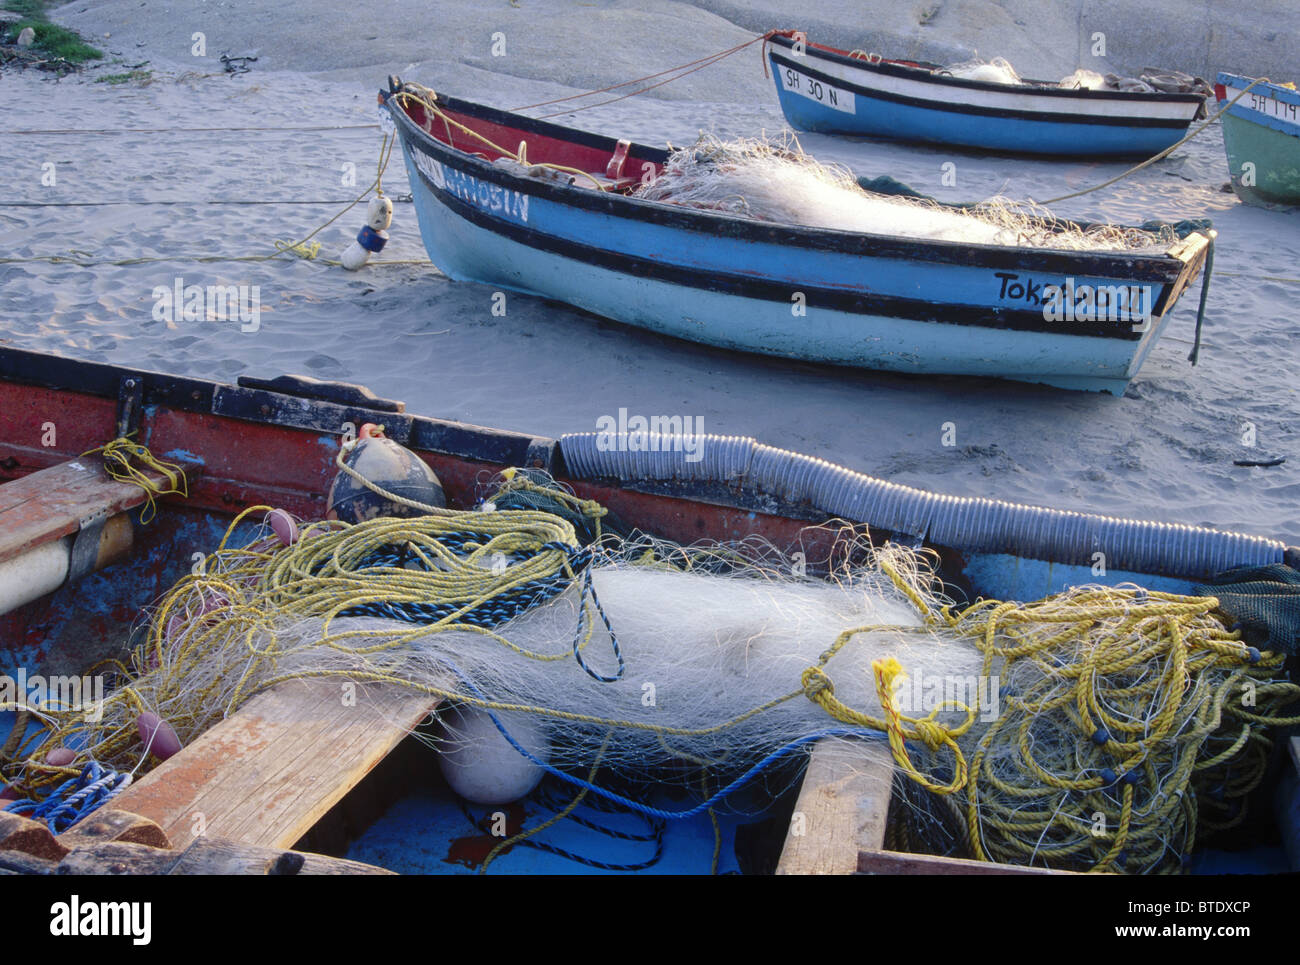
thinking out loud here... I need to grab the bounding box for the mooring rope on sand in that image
[1034,77,1271,205]
[0,252,435,268]
[514,31,780,120]
[0,198,407,208]
[1,124,383,135]
[0,131,405,270]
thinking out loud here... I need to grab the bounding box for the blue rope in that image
[532,782,661,842]
[338,536,594,629]
[457,787,667,872]
[497,725,886,820]
[2,761,132,833]
[510,831,665,872]
[569,565,625,682]
[444,661,887,819]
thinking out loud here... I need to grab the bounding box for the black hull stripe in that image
[769,52,1194,128]
[389,101,1185,285]
[417,166,1147,341]
[768,35,1205,105]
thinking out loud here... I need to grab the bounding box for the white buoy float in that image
[0,514,133,618]
[340,196,393,270]
[437,704,549,806]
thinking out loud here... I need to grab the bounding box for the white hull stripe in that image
[1220,84,1300,136]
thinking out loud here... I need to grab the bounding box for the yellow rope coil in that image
[865,558,1300,872]
[81,436,188,523]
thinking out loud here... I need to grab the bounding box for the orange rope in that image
[761,29,801,80]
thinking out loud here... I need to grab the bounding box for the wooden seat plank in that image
[108,679,441,852]
[776,737,895,875]
[857,849,1073,875]
[0,459,173,565]
[55,837,395,875]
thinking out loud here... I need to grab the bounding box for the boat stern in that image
[1120,228,1215,381]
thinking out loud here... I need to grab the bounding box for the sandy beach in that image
[1,0,1297,542]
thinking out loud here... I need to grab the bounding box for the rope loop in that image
[81,436,188,523]
[800,666,834,699]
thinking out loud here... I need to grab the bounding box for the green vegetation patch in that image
[3,1,103,63]
[96,68,151,85]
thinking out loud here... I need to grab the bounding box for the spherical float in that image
[341,197,394,271]
[437,704,549,806]
[45,746,77,767]
[137,711,183,760]
[266,508,299,546]
[327,424,446,522]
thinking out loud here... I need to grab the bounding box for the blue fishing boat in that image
[764,33,1206,157]
[380,81,1214,396]
[1215,73,1300,205]
[0,347,1296,875]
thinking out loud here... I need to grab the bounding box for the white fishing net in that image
[266,560,982,782]
[944,56,1023,85]
[632,134,1171,251]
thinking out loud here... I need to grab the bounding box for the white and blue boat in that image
[381,81,1214,395]
[764,33,1205,157]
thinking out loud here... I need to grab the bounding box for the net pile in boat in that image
[943,56,1022,85]
[5,475,1297,873]
[631,134,1172,251]
[18,512,974,808]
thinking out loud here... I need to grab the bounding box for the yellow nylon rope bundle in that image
[81,436,187,523]
[847,560,1300,873]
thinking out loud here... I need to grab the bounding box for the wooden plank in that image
[0,458,170,565]
[55,837,394,875]
[0,849,58,874]
[858,848,1073,875]
[0,811,69,861]
[108,678,441,851]
[57,809,171,851]
[776,737,894,875]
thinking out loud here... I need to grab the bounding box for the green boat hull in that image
[1221,111,1300,205]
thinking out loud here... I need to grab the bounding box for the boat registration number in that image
[1226,85,1299,126]
[780,66,856,114]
